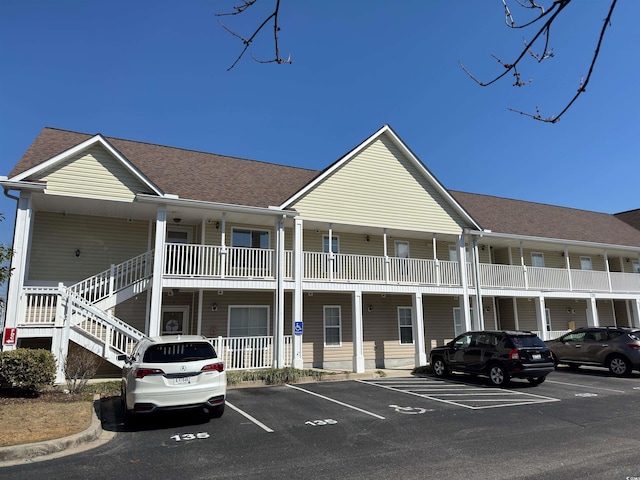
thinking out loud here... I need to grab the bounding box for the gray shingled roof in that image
[451,191,640,248]
[9,127,320,208]
[8,127,640,248]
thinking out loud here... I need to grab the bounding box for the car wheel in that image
[527,376,546,385]
[488,364,509,386]
[432,357,449,377]
[608,355,632,377]
[209,403,225,418]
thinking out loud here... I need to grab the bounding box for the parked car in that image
[547,327,640,376]
[119,335,226,422]
[429,330,554,386]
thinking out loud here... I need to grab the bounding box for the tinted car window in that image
[562,332,586,342]
[143,342,217,363]
[510,335,547,348]
[453,334,473,348]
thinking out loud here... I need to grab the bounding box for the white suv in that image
[119,335,226,422]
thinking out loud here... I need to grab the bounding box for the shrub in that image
[0,348,56,393]
[226,367,327,386]
[64,347,102,393]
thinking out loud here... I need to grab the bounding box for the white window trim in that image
[161,305,189,334]
[227,305,271,337]
[545,308,552,331]
[231,227,271,249]
[323,305,342,347]
[394,241,410,258]
[397,306,414,345]
[531,252,545,268]
[166,226,192,244]
[323,235,340,254]
[580,256,593,271]
[453,307,475,336]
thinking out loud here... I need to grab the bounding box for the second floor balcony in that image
[164,244,640,294]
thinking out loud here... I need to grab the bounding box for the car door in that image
[462,333,487,373]
[450,333,474,371]
[553,331,587,362]
[578,329,611,365]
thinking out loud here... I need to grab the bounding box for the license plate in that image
[174,376,191,385]
[532,353,542,360]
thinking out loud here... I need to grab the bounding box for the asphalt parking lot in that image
[4,367,640,480]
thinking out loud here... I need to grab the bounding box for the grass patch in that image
[412,365,433,375]
[226,367,329,386]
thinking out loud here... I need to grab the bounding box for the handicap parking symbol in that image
[294,321,303,336]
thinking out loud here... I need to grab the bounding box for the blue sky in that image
[1,1,638,298]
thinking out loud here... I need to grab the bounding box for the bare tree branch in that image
[462,0,618,123]
[216,0,291,71]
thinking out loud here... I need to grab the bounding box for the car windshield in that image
[143,342,217,363]
[510,335,546,349]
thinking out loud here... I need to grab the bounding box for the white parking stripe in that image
[546,380,626,393]
[226,401,274,433]
[358,379,560,410]
[286,384,386,420]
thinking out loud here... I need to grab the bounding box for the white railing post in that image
[109,264,115,297]
[55,283,66,327]
[435,259,441,286]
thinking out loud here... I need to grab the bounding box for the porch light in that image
[367,305,373,312]
[212,303,218,312]
[75,249,81,257]
[216,221,220,230]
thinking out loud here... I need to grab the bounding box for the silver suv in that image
[547,327,640,376]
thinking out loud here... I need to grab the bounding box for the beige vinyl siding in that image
[424,296,460,353]
[291,135,466,234]
[361,295,414,366]
[28,212,149,282]
[114,292,148,333]
[36,145,147,201]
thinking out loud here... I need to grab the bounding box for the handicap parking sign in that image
[294,321,303,336]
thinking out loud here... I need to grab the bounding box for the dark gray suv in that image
[547,327,640,376]
[429,330,554,386]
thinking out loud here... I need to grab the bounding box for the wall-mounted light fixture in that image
[212,303,218,312]
[173,218,182,223]
[75,249,81,257]
[367,304,373,312]
[215,221,220,230]
[365,235,370,242]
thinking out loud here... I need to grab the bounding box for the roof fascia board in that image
[11,134,164,196]
[136,193,298,217]
[467,229,640,254]
[0,179,47,192]
[279,125,482,231]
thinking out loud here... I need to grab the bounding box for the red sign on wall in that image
[3,327,17,346]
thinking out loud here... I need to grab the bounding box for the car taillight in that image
[626,343,640,350]
[202,362,225,372]
[135,368,164,379]
[509,349,520,360]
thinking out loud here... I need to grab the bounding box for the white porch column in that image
[292,218,304,369]
[534,296,547,340]
[471,237,484,330]
[273,216,285,368]
[412,292,427,367]
[148,208,167,336]
[4,192,33,349]
[458,234,472,331]
[352,290,365,373]
[586,296,599,327]
[630,299,640,328]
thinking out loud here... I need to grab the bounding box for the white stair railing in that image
[69,250,154,303]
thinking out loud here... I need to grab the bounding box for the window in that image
[398,307,413,344]
[545,308,552,332]
[232,228,269,248]
[323,235,339,254]
[632,260,640,274]
[580,256,592,270]
[453,307,475,336]
[166,228,190,244]
[228,306,269,337]
[162,306,189,334]
[449,245,470,263]
[395,241,409,258]
[531,252,545,268]
[324,306,342,346]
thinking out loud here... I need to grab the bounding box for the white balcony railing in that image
[162,243,640,294]
[208,335,292,370]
